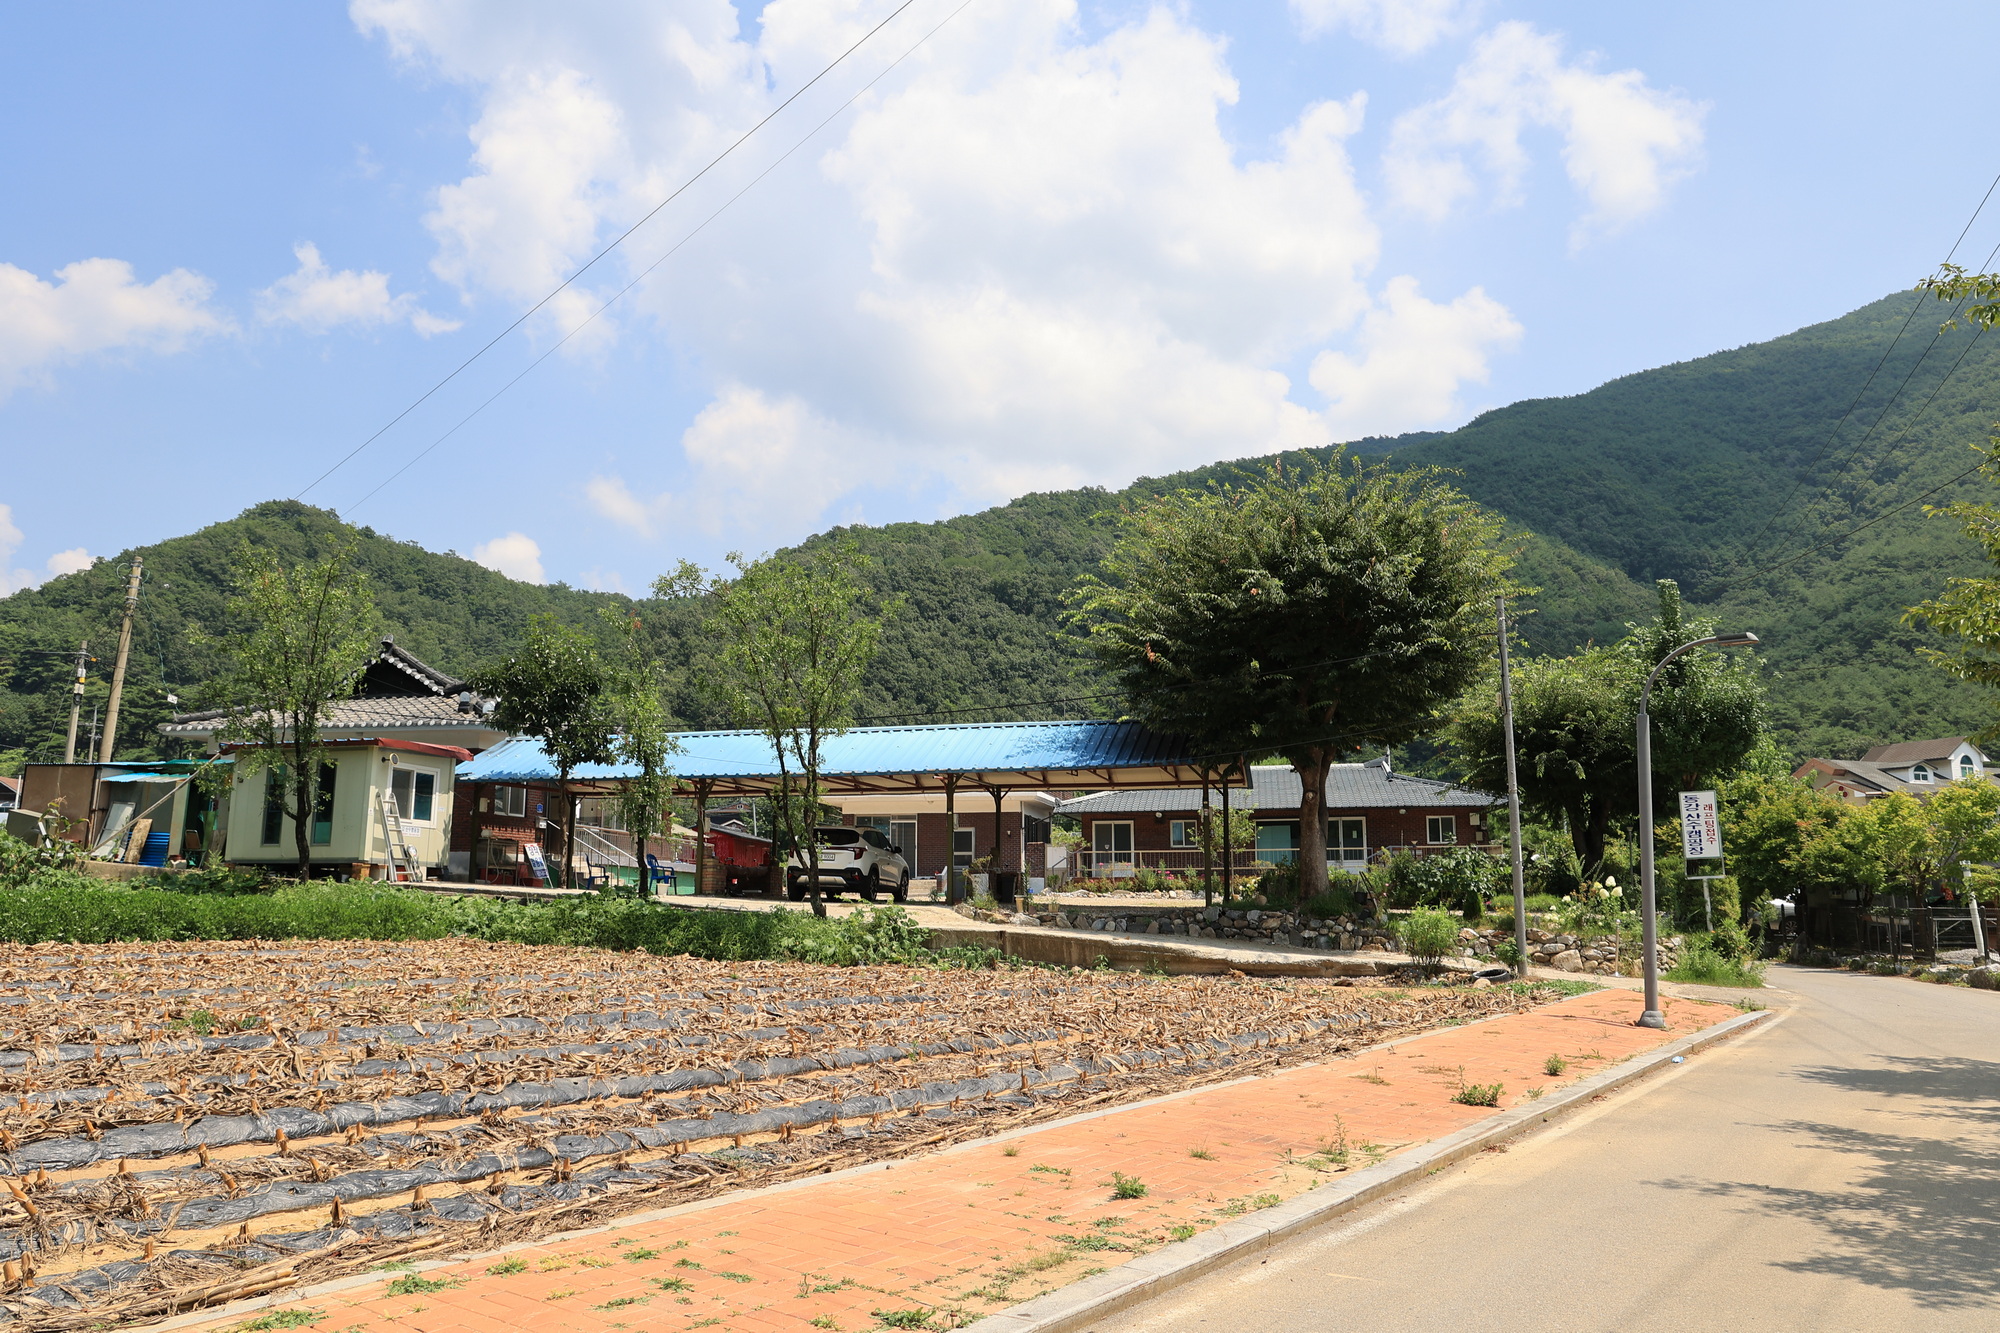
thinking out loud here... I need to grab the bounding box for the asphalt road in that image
[1100,966,2000,1332]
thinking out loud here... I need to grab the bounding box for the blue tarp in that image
[457,720,1209,795]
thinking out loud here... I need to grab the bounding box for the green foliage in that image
[699,543,892,917]
[203,537,380,881]
[0,829,85,887]
[1109,1172,1149,1199]
[1667,942,1767,988]
[773,906,935,966]
[1397,906,1460,967]
[1380,848,1503,913]
[1069,452,1516,897]
[138,863,272,895]
[601,610,681,884]
[1452,1082,1504,1107]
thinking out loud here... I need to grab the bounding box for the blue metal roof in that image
[458,720,1214,794]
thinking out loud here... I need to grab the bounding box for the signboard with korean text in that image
[523,842,551,884]
[1679,790,1722,860]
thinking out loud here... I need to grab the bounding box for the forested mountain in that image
[1,288,1993,767]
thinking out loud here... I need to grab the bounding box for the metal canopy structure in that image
[457,720,1240,796]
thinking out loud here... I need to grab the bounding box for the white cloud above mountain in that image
[1385,21,1707,240]
[257,242,460,336]
[0,503,93,597]
[0,257,228,401]
[353,0,1706,546]
[470,531,545,583]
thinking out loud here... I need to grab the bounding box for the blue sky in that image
[3,0,1997,595]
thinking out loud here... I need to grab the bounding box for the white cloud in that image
[356,3,1699,547]
[470,531,546,583]
[1292,0,1483,55]
[257,242,460,336]
[0,504,93,597]
[1385,21,1707,239]
[0,257,227,400]
[1309,276,1521,436]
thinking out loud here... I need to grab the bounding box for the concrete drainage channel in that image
[958,1005,1778,1333]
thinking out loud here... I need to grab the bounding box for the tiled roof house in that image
[1794,736,1990,803]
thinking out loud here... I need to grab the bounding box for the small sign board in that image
[1680,791,1722,860]
[523,842,551,884]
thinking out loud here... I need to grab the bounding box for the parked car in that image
[789,825,912,902]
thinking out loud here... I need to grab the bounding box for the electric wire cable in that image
[342,0,976,516]
[292,0,929,502]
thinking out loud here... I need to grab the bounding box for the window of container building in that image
[310,762,336,845]
[392,768,436,822]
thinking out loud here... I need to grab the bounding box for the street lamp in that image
[1636,631,1760,1028]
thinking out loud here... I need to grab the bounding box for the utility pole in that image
[98,558,143,764]
[1497,597,1529,978]
[63,641,90,764]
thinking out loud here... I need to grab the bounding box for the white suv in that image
[789,825,912,902]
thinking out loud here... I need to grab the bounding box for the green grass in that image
[384,1275,461,1297]
[0,867,970,968]
[486,1257,528,1275]
[227,1310,325,1331]
[1666,943,1767,989]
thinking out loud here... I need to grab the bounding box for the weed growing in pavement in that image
[1544,1054,1568,1076]
[385,1275,462,1297]
[227,1310,325,1331]
[1188,1146,1215,1160]
[652,1278,692,1292]
[1579,1048,1605,1061]
[369,1261,416,1273]
[1525,1087,1545,1100]
[1003,1144,1020,1157]
[1734,996,1767,1011]
[812,1318,842,1330]
[1168,1225,1198,1241]
[623,1248,660,1261]
[1080,1267,1108,1277]
[1110,1172,1149,1199]
[1453,1082,1504,1107]
[593,1296,650,1310]
[578,1256,613,1268]
[1028,1164,1071,1177]
[1353,1070,1389,1085]
[873,1306,936,1327]
[1252,1193,1282,1209]
[1094,1216,1127,1229]
[717,1271,754,1283]
[536,1257,570,1271]
[486,1257,527,1275]
[676,1258,704,1269]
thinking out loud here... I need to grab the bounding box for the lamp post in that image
[1636,630,1760,1028]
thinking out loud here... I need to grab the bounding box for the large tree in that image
[1448,580,1766,867]
[208,539,379,882]
[1071,452,1515,899]
[694,543,891,918]
[472,615,616,888]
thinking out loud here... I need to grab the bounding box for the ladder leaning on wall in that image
[378,789,419,882]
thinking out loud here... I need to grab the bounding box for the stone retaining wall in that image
[956,902,1681,973]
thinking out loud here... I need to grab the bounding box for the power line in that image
[1729,173,2000,567]
[292,0,928,502]
[344,0,976,516]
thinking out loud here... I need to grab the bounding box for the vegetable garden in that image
[0,938,1571,1328]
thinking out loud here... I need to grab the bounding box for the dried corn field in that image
[0,939,1566,1328]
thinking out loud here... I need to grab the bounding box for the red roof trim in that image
[221,738,474,762]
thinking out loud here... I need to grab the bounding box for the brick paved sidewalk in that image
[181,988,1742,1333]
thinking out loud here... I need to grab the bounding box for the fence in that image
[1801,903,2000,961]
[1067,843,1500,877]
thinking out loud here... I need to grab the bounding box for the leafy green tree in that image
[471,615,616,887]
[1071,452,1515,901]
[1718,771,1849,911]
[1447,581,1765,868]
[694,543,892,918]
[206,539,379,882]
[602,610,681,896]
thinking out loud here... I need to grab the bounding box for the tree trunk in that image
[1200,770,1213,908]
[556,772,574,889]
[1294,747,1332,901]
[292,757,313,885]
[636,832,649,899]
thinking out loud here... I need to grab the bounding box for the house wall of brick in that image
[1077,805,1491,858]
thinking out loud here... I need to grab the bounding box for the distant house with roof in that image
[159,637,507,756]
[1794,736,1990,803]
[1055,755,1499,873]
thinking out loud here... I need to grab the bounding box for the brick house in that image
[824,792,1058,877]
[1056,755,1498,874]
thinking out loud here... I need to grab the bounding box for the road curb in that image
[958,1004,1778,1333]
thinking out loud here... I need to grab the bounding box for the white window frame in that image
[1169,819,1198,848]
[491,786,528,819]
[1327,817,1367,865]
[392,767,440,825]
[1091,820,1135,869]
[1426,814,1458,845]
[1911,764,1933,784]
[1959,754,1976,780]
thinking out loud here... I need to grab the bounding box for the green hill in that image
[1,288,1993,767]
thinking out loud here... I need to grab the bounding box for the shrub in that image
[0,830,87,889]
[1523,893,1562,913]
[141,864,274,896]
[1666,942,1766,989]
[1705,919,1753,962]
[1494,939,1523,969]
[1302,884,1359,919]
[1383,848,1503,915]
[1109,1172,1148,1199]
[1253,859,1300,905]
[1397,907,1460,969]
[1452,1082,1504,1107]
